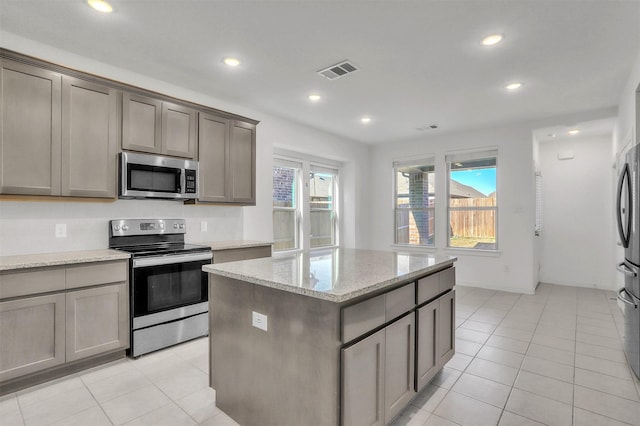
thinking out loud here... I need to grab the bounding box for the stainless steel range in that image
[109,219,212,357]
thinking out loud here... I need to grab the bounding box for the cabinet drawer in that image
[417,267,454,305]
[342,294,385,343]
[243,246,272,260]
[440,267,455,293]
[385,283,415,322]
[66,261,127,289]
[417,273,439,305]
[0,268,65,300]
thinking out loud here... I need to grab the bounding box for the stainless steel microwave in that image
[119,152,199,200]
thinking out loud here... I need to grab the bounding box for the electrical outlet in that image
[252,311,268,331]
[200,221,208,232]
[55,224,67,238]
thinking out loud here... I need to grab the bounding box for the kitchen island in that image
[204,248,456,426]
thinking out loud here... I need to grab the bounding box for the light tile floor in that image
[2,283,640,425]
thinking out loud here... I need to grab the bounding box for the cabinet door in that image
[122,92,162,154]
[61,76,117,197]
[384,314,415,424]
[229,120,256,204]
[0,59,62,195]
[162,102,196,159]
[0,294,66,381]
[66,283,129,362]
[198,112,229,202]
[437,290,455,367]
[342,329,385,426]
[416,299,439,391]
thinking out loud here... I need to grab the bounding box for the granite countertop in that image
[202,240,273,251]
[0,249,131,271]
[204,248,456,303]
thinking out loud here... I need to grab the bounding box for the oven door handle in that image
[133,252,212,268]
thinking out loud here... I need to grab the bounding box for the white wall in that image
[538,136,615,289]
[0,33,371,255]
[369,109,617,295]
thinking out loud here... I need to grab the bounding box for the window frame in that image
[272,151,341,252]
[445,149,499,251]
[272,158,302,253]
[392,158,436,247]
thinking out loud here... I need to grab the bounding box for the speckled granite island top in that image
[203,248,455,303]
[0,249,130,271]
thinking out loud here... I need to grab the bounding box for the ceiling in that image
[1,1,639,145]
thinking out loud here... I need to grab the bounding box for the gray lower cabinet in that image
[342,313,416,426]
[416,299,439,391]
[384,314,415,424]
[0,260,129,387]
[122,93,196,159]
[342,329,385,426]
[65,283,128,362]
[212,245,272,264]
[0,293,66,382]
[0,59,62,196]
[438,290,455,366]
[61,76,118,197]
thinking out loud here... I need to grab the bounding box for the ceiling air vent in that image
[317,60,358,80]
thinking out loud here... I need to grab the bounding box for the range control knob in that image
[173,223,179,229]
[114,225,121,231]
[122,225,129,231]
[179,223,184,229]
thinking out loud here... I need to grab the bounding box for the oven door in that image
[131,252,212,329]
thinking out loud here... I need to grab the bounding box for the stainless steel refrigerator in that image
[616,143,640,379]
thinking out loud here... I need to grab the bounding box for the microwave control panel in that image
[185,170,197,193]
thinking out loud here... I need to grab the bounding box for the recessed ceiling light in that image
[308,94,321,102]
[361,117,372,124]
[568,129,580,135]
[505,82,523,91]
[87,0,113,13]
[481,34,504,46]
[223,57,241,67]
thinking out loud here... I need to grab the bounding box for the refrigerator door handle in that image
[616,163,631,248]
[617,262,638,277]
[618,288,638,308]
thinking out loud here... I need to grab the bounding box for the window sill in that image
[390,244,437,253]
[443,247,502,257]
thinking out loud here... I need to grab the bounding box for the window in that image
[446,150,498,250]
[273,154,339,252]
[309,165,338,248]
[272,159,301,251]
[393,159,435,246]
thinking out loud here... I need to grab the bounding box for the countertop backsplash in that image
[0,199,244,256]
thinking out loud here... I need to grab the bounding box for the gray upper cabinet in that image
[122,93,162,154]
[162,102,196,158]
[61,76,118,198]
[197,114,257,205]
[229,120,256,204]
[0,58,117,198]
[198,112,229,202]
[0,59,62,196]
[122,93,196,159]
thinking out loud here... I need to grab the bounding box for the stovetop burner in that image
[108,219,211,257]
